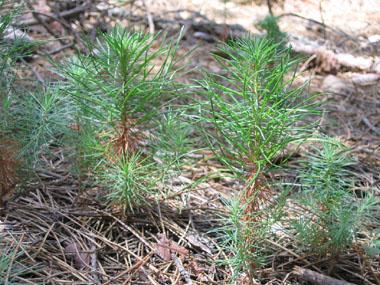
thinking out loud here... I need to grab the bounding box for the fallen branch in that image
[289,40,380,73]
[26,2,65,44]
[29,10,84,51]
[43,42,73,55]
[171,253,192,285]
[90,243,99,283]
[292,266,356,285]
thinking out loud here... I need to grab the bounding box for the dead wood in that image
[290,40,380,73]
[292,266,356,285]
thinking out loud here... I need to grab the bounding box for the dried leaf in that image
[189,259,208,282]
[315,48,340,74]
[65,242,90,269]
[155,235,171,260]
[155,234,189,261]
[188,231,213,255]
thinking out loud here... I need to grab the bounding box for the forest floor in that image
[2,0,380,284]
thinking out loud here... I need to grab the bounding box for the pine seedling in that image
[211,195,271,280]
[1,0,70,207]
[55,26,188,210]
[0,83,74,208]
[148,107,202,198]
[0,0,27,207]
[103,151,158,212]
[198,35,320,278]
[8,85,73,164]
[200,36,318,178]
[256,15,287,43]
[56,27,185,142]
[291,139,378,256]
[151,108,195,166]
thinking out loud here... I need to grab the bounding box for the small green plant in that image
[198,35,319,279]
[213,196,267,279]
[6,84,72,164]
[0,83,73,188]
[200,36,318,179]
[56,26,188,210]
[212,192,287,281]
[256,15,287,43]
[57,26,186,134]
[103,151,159,211]
[151,108,195,166]
[290,139,377,256]
[1,0,69,208]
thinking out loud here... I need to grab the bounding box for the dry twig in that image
[292,266,355,285]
